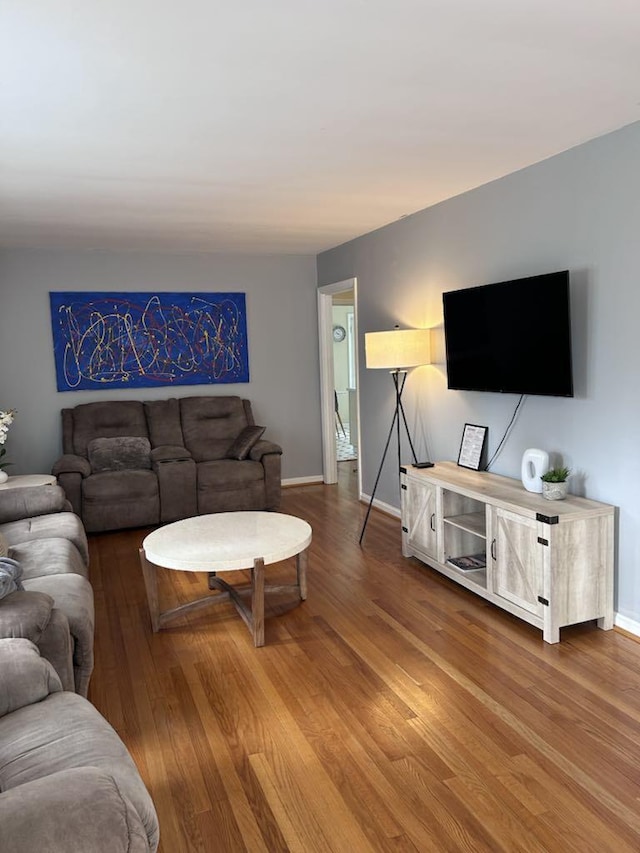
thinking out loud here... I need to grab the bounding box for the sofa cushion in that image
[88,436,152,473]
[144,397,184,447]
[180,396,249,462]
[9,537,89,582]
[0,532,8,557]
[82,470,160,532]
[83,469,157,501]
[0,485,69,525]
[0,512,90,567]
[0,766,153,853]
[226,425,266,461]
[65,400,149,457]
[197,459,264,490]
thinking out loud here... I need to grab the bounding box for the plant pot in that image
[542,481,568,501]
[0,470,8,485]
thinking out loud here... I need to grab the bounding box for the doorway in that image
[317,278,360,490]
[332,296,357,464]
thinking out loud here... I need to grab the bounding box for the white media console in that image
[400,461,614,643]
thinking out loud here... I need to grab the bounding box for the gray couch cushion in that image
[88,436,152,473]
[197,458,264,489]
[0,513,89,567]
[180,396,249,462]
[83,469,158,502]
[0,485,69,525]
[82,469,160,532]
[144,397,184,447]
[0,691,159,852]
[9,537,89,581]
[65,400,149,457]
[0,766,153,853]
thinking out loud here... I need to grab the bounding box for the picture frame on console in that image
[457,423,488,471]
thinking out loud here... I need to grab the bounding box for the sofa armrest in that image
[0,590,54,643]
[0,485,70,525]
[150,445,192,464]
[0,766,154,853]
[0,638,62,717]
[249,439,283,461]
[51,454,91,478]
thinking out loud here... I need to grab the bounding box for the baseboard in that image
[615,613,640,639]
[359,493,401,520]
[282,475,324,487]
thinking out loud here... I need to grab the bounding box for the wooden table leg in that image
[297,548,308,600]
[251,557,265,647]
[139,548,160,632]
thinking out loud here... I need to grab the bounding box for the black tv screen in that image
[443,270,573,397]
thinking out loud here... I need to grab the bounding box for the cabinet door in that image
[402,477,438,560]
[490,507,544,616]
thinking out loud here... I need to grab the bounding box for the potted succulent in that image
[540,466,571,501]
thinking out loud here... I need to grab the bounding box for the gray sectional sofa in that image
[52,394,283,532]
[0,484,94,696]
[0,484,159,851]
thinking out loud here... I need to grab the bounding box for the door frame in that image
[317,277,359,487]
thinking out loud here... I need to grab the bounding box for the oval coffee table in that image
[139,511,312,647]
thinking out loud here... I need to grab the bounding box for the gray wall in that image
[318,120,640,624]
[0,248,322,481]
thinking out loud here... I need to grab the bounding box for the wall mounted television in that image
[443,270,573,397]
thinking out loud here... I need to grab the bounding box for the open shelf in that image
[445,564,487,588]
[443,512,486,539]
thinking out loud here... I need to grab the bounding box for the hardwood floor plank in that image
[86,468,640,851]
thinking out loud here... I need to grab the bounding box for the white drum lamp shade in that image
[365,328,432,369]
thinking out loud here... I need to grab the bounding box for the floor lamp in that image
[359,327,432,545]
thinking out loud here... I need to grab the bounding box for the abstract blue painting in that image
[49,291,249,391]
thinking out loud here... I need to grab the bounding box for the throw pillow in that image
[226,426,266,461]
[87,436,152,473]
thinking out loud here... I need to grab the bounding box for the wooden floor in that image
[89,463,640,852]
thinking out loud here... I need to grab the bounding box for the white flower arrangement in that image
[0,409,16,471]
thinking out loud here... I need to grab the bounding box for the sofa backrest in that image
[144,398,184,448]
[61,396,259,461]
[179,396,252,461]
[62,401,149,457]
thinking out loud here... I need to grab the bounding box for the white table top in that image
[142,511,312,572]
[0,474,57,491]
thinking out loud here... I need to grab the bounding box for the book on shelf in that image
[447,553,486,571]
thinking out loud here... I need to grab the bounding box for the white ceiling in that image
[2,1,639,255]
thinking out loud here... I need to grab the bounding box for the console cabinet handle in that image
[430,513,436,531]
[491,538,497,560]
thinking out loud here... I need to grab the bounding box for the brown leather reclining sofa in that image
[52,396,282,533]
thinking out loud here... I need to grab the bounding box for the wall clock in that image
[333,324,346,342]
